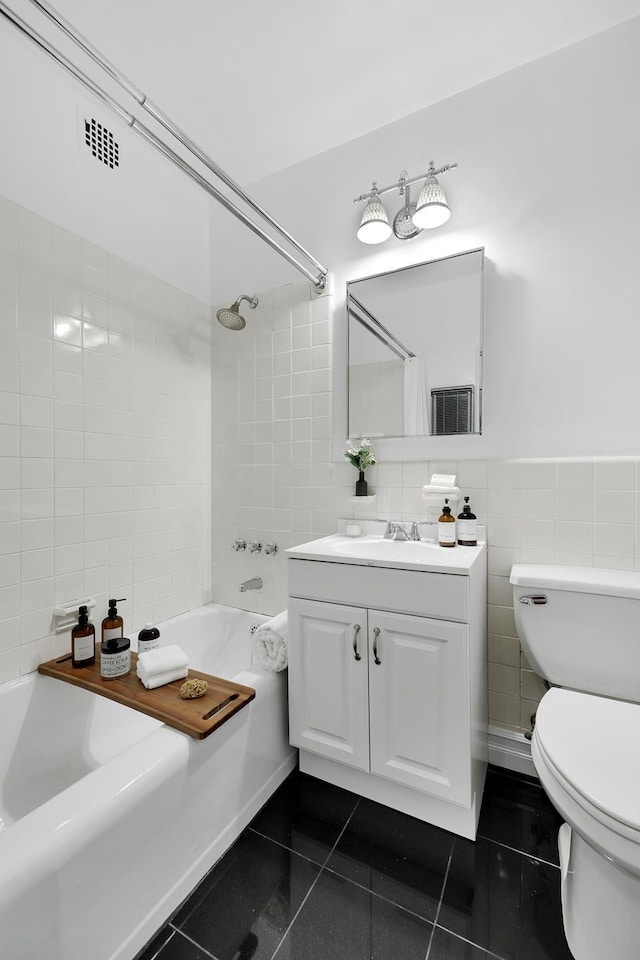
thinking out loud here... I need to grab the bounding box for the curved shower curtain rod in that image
[0,0,329,292]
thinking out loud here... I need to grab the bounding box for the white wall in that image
[0,17,210,301]
[209,17,640,460]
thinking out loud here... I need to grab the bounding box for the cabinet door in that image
[368,610,470,804]
[288,598,370,771]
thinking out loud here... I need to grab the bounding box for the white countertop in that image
[286,533,486,575]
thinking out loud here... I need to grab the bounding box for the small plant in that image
[344,438,377,472]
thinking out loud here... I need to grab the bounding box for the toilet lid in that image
[535,688,640,832]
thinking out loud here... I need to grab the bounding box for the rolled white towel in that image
[138,665,189,690]
[252,611,288,672]
[137,644,189,682]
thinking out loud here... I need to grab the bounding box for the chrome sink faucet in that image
[384,521,421,541]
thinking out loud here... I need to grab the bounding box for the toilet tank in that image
[510,564,640,703]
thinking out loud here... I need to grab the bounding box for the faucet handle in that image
[249,541,262,553]
[383,521,395,540]
[408,522,421,541]
[233,538,247,552]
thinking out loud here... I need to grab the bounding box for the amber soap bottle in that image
[438,498,457,547]
[72,605,95,668]
[102,598,126,645]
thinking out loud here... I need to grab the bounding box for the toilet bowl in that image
[510,565,640,960]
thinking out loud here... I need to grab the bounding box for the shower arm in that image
[2,0,329,292]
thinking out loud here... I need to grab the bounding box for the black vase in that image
[355,470,368,497]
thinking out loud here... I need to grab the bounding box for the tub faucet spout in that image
[240,577,262,592]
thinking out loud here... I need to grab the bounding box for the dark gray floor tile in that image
[438,836,573,960]
[325,797,455,921]
[478,767,562,865]
[137,928,212,960]
[248,769,360,864]
[174,830,320,960]
[274,868,433,960]
[429,926,497,959]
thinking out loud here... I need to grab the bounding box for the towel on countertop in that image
[252,611,288,672]
[136,644,189,689]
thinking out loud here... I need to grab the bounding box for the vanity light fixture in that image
[356,184,393,244]
[354,161,457,244]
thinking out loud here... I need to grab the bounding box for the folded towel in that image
[252,611,288,672]
[136,644,189,680]
[137,665,189,690]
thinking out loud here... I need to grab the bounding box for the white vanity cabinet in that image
[287,536,487,839]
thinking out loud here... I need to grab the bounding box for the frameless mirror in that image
[347,248,484,439]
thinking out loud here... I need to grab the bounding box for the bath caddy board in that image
[38,651,255,739]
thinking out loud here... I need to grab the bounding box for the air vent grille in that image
[84,118,119,169]
[431,386,473,436]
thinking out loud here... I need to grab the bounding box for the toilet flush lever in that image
[519,595,547,605]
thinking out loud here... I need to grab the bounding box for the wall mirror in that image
[347,248,484,439]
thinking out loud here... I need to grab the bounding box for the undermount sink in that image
[286,533,485,574]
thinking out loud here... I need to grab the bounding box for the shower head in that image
[216,294,258,331]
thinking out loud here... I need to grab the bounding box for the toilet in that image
[510,564,640,960]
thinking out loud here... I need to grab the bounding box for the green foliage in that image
[344,438,377,472]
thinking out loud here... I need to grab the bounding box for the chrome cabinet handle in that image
[352,624,362,661]
[372,626,381,665]
[519,595,547,605]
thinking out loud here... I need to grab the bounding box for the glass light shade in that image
[412,176,451,229]
[356,196,392,244]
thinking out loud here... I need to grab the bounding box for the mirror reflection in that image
[347,248,484,439]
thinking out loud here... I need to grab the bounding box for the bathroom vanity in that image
[286,528,487,839]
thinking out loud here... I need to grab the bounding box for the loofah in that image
[180,678,208,699]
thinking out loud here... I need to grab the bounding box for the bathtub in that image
[0,604,296,960]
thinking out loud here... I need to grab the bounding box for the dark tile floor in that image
[136,765,573,960]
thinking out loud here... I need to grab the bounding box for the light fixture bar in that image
[348,293,415,358]
[353,162,458,204]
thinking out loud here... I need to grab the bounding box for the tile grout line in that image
[265,796,363,960]
[424,840,454,960]
[477,832,560,869]
[167,925,221,960]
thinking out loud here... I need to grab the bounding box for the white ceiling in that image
[13,0,640,184]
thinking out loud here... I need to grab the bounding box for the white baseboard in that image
[488,725,537,778]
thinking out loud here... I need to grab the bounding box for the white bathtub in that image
[0,604,296,960]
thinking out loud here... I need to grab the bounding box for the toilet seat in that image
[533,687,640,875]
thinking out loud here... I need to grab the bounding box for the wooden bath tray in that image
[38,650,255,739]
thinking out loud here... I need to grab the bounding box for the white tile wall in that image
[0,196,211,682]
[211,281,335,616]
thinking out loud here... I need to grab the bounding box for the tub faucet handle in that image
[249,541,262,553]
[264,543,279,555]
[233,538,247,551]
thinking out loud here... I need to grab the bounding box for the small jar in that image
[100,635,131,679]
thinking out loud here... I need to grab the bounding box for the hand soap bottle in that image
[438,499,457,547]
[72,605,95,668]
[102,598,126,645]
[457,496,478,546]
